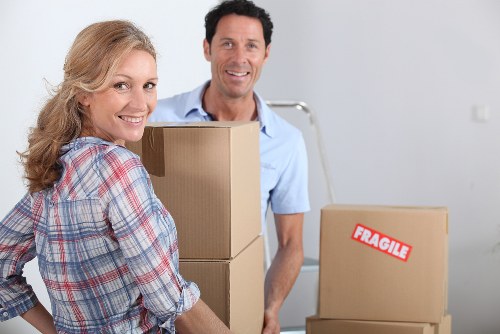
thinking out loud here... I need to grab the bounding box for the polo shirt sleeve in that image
[99,147,200,330]
[270,132,310,215]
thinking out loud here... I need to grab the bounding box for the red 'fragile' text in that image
[351,224,412,262]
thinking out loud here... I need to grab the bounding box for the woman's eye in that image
[114,82,128,90]
[144,82,157,90]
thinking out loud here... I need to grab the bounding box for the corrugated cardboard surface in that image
[435,314,452,334]
[130,122,261,259]
[319,205,448,323]
[179,236,264,334]
[306,316,438,334]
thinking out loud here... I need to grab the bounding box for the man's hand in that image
[262,308,280,334]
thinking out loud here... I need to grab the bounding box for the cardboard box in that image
[318,205,448,323]
[435,314,452,334]
[306,315,451,334]
[180,236,264,333]
[128,121,261,259]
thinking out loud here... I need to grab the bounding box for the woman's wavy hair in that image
[20,20,156,193]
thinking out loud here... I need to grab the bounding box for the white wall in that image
[256,1,500,333]
[3,1,500,333]
[0,1,216,332]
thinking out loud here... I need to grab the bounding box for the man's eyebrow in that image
[218,37,262,43]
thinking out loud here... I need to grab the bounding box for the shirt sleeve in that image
[0,193,39,322]
[98,147,200,330]
[270,132,311,214]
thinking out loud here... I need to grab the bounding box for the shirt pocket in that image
[261,162,279,193]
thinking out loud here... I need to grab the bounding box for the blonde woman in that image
[0,20,230,334]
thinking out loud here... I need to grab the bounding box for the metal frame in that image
[264,100,336,272]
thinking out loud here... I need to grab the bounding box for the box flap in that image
[306,316,434,334]
[142,127,165,177]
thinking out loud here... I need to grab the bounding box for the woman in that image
[0,20,230,333]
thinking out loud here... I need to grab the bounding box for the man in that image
[150,1,310,332]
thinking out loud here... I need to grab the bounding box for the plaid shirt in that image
[0,137,200,333]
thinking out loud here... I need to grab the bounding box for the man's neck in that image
[202,85,258,121]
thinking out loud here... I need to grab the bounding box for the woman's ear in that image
[77,92,91,107]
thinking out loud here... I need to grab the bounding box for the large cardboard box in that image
[179,236,264,333]
[319,205,448,323]
[434,314,452,334]
[128,122,261,259]
[306,315,452,334]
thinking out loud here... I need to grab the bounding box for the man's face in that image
[204,14,270,100]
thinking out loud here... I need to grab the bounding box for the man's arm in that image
[175,298,232,333]
[262,213,304,334]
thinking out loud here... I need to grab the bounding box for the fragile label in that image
[351,224,413,262]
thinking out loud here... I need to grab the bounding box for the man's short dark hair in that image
[205,0,273,47]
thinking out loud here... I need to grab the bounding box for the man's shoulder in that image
[158,89,194,106]
[254,92,302,141]
[151,84,206,122]
[263,105,303,142]
[152,91,193,121]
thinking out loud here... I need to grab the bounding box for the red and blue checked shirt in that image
[0,137,200,333]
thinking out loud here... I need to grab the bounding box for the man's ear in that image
[203,39,211,61]
[263,43,271,64]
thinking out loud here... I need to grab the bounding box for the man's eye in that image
[223,41,233,48]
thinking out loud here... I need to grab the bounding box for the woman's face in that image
[80,49,157,145]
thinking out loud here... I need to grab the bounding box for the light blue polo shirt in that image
[149,81,310,228]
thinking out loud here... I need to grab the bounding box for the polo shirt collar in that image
[254,92,274,138]
[184,80,275,138]
[184,81,211,119]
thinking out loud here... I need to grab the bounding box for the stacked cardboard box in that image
[306,315,452,334]
[128,122,264,332]
[307,204,451,333]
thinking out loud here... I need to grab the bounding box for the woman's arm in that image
[175,299,231,334]
[20,302,57,334]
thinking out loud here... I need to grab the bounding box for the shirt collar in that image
[61,137,111,155]
[184,81,212,119]
[185,80,274,138]
[253,91,274,138]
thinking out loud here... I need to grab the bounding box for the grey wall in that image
[2,1,500,333]
[256,1,500,333]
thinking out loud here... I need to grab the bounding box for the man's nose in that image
[232,45,249,64]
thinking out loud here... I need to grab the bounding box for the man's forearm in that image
[264,240,304,313]
[262,212,304,334]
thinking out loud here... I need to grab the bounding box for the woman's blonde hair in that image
[20,20,156,193]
